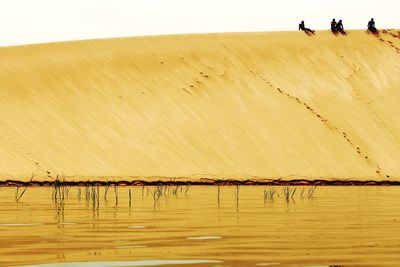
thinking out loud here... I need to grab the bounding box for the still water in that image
[0,186,400,267]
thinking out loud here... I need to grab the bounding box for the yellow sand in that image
[1,30,400,181]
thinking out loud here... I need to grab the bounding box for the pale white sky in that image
[0,0,399,46]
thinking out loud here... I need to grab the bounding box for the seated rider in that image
[331,19,337,33]
[299,21,315,34]
[368,18,378,33]
[336,20,346,34]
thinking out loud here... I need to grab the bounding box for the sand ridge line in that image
[250,70,384,177]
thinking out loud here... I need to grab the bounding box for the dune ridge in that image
[1,30,400,182]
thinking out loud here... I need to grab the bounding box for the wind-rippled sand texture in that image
[1,30,400,181]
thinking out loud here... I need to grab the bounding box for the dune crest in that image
[1,30,400,181]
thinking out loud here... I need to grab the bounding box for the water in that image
[0,186,400,267]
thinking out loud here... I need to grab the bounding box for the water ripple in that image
[18,259,223,267]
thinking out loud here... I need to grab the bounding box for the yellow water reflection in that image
[0,186,400,267]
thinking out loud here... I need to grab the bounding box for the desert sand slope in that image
[1,30,400,182]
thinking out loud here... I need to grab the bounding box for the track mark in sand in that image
[381,30,400,54]
[0,126,47,176]
[200,72,209,78]
[182,71,211,94]
[182,88,192,94]
[251,71,384,176]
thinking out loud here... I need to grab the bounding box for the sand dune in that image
[1,30,400,182]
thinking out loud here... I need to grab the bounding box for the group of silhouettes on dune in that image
[299,18,378,35]
[330,19,346,35]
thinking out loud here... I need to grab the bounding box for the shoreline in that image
[1,179,400,187]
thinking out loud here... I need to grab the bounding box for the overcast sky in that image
[0,0,399,46]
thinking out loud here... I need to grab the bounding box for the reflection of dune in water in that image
[3,186,400,266]
[1,30,400,181]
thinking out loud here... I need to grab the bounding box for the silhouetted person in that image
[368,18,378,34]
[299,21,315,35]
[336,20,346,34]
[331,19,337,33]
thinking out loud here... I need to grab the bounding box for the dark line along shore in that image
[1,179,400,187]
